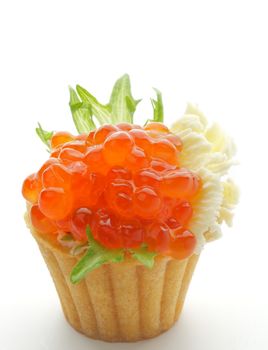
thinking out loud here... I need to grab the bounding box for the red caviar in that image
[51,131,74,149]
[30,205,57,234]
[22,122,201,260]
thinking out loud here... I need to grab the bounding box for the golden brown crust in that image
[33,227,199,342]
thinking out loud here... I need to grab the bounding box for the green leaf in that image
[74,74,141,127]
[35,123,53,150]
[109,74,140,124]
[129,244,156,268]
[69,86,96,133]
[76,85,111,125]
[150,88,164,123]
[70,227,124,284]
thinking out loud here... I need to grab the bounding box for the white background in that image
[0,1,267,349]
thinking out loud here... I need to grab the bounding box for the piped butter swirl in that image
[171,104,239,253]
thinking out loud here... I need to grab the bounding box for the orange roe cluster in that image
[22,122,201,260]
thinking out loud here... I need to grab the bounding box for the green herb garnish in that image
[35,123,53,150]
[70,227,124,284]
[70,228,157,284]
[129,244,157,268]
[69,87,96,133]
[150,88,164,123]
[36,74,163,147]
[109,74,141,124]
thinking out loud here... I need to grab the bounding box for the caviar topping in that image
[23,123,200,259]
[23,75,202,282]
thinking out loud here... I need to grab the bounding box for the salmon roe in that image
[22,123,201,260]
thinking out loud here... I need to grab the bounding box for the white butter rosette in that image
[171,104,239,253]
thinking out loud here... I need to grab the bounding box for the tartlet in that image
[22,75,238,342]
